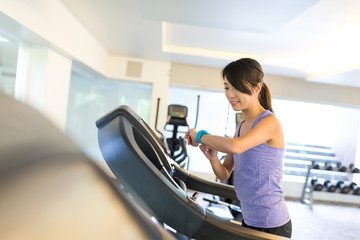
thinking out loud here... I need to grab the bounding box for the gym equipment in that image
[203,197,242,221]
[310,177,323,191]
[323,180,337,192]
[155,97,200,167]
[344,182,360,195]
[348,181,357,189]
[336,162,347,172]
[0,93,175,240]
[324,162,333,171]
[312,163,320,169]
[336,181,351,194]
[353,185,360,195]
[349,163,360,173]
[164,104,190,165]
[96,105,288,240]
[301,160,359,209]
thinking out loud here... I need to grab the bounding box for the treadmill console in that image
[168,105,188,118]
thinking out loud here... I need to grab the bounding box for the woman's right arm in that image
[199,145,234,182]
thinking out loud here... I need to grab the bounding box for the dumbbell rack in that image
[300,161,359,209]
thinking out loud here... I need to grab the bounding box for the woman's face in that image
[224,78,259,111]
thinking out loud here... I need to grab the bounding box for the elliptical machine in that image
[155,96,200,169]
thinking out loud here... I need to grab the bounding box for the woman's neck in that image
[242,102,265,124]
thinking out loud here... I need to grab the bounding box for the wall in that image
[170,63,360,107]
[0,0,171,133]
[107,55,171,129]
[24,48,68,130]
[0,0,107,74]
[170,63,223,90]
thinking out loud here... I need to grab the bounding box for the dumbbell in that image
[336,181,351,194]
[324,162,333,171]
[311,177,324,191]
[345,182,360,195]
[349,163,360,173]
[353,185,360,195]
[323,180,337,192]
[336,162,347,172]
[312,163,320,169]
[348,181,357,189]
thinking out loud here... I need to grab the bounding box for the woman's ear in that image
[255,82,262,93]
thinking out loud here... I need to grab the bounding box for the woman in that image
[185,58,292,238]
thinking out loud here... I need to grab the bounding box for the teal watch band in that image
[196,130,209,144]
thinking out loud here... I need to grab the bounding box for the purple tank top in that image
[233,110,290,228]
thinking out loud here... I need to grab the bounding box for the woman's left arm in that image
[188,115,281,154]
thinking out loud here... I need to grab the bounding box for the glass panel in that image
[0,40,19,97]
[66,73,152,160]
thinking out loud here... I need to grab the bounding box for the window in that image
[273,99,360,176]
[273,99,340,146]
[66,73,152,160]
[0,40,19,97]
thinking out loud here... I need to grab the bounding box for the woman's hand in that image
[185,128,199,147]
[199,145,218,162]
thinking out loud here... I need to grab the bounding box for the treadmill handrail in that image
[173,163,238,201]
[96,105,173,173]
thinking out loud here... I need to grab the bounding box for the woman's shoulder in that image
[258,112,282,129]
[259,112,284,148]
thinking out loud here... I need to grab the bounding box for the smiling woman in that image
[184,58,291,238]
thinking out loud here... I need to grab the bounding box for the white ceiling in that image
[60,0,360,87]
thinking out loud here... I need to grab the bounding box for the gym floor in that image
[286,199,360,240]
[191,191,360,240]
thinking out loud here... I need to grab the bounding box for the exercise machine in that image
[164,104,191,166]
[349,163,360,173]
[155,97,200,168]
[96,105,289,239]
[311,177,324,191]
[323,180,337,192]
[0,93,176,240]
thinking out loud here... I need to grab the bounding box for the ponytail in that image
[259,82,273,112]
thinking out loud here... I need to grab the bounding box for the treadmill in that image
[96,105,289,240]
[0,93,176,240]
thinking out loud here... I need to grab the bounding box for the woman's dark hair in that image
[221,58,273,112]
